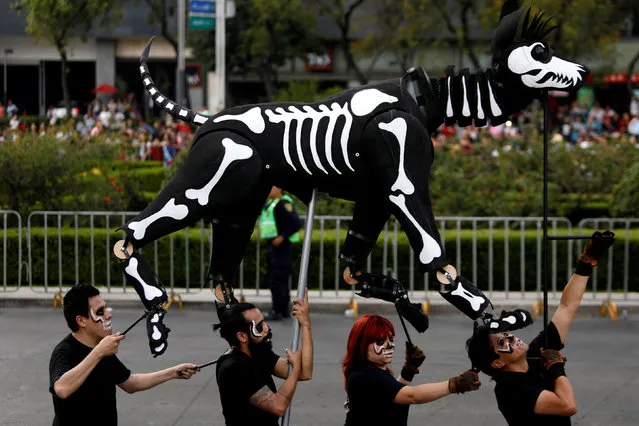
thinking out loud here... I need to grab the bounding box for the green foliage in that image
[274,80,346,103]
[611,161,639,218]
[5,227,639,292]
[0,135,120,215]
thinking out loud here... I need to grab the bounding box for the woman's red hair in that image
[342,314,395,391]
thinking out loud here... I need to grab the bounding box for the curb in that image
[2,296,638,318]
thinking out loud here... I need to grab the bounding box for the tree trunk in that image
[262,68,278,101]
[59,48,71,118]
[460,1,481,69]
[627,50,639,96]
[342,35,368,85]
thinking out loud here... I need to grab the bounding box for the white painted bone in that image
[502,315,516,324]
[213,107,265,134]
[124,257,164,301]
[389,194,441,264]
[152,325,162,340]
[185,138,253,206]
[378,118,415,195]
[451,282,486,312]
[128,198,188,240]
[351,89,398,116]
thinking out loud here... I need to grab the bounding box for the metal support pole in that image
[215,0,226,111]
[542,92,549,348]
[282,188,317,426]
[176,0,186,105]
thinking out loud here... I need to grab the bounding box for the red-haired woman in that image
[343,314,480,425]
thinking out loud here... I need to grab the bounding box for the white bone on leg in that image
[124,257,164,301]
[450,282,486,312]
[378,118,415,195]
[152,325,162,340]
[128,198,189,240]
[185,138,254,206]
[389,194,441,264]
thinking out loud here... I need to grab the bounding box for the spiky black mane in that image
[518,7,558,42]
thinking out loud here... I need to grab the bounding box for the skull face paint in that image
[373,336,395,356]
[250,319,271,342]
[89,306,113,332]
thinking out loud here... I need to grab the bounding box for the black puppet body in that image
[116,0,589,356]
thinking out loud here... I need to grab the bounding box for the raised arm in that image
[552,231,615,343]
[250,348,302,417]
[273,289,313,381]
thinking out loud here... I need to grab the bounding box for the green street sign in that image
[189,16,215,30]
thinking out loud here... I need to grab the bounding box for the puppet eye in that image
[498,339,505,347]
[96,308,104,316]
[531,43,550,63]
[388,335,394,343]
[255,322,264,333]
[375,339,386,346]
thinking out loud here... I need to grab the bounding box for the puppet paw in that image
[146,308,170,357]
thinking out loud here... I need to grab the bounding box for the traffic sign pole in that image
[215,0,226,111]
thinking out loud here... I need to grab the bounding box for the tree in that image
[318,0,370,85]
[13,0,122,116]
[141,0,191,107]
[188,0,320,102]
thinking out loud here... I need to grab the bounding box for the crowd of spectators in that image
[2,94,639,165]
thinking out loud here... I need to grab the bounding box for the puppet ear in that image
[499,0,520,22]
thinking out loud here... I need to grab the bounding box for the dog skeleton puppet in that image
[113,0,589,355]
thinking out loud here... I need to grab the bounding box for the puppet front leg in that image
[363,111,493,320]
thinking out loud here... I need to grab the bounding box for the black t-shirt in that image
[49,334,131,426]
[494,322,570,426]
[215,348,281,426]
[345,365,409,426]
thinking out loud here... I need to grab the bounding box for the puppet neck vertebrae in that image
[437,67,512,128]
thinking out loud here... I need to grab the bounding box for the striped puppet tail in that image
[139,37,210,126]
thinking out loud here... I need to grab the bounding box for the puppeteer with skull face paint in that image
[49,285,198,426]
[214,290,313,425]
[342,315,481,426]
[467,231,616,426]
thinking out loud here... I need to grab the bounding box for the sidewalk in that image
[2,286,638,316]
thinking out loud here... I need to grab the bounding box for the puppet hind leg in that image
[361,110,492,321]
[208,181,272,320]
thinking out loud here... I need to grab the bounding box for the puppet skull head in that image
[491,1,589,95]
[507,42,587,90]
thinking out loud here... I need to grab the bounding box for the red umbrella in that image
[92,84,119,94]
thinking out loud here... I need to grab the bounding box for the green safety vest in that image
[259,194,301,243]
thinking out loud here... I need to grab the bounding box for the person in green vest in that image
[259,186,302,321]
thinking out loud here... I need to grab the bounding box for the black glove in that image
[580,231,615,266]
[448,370,481,394]
[401,342,426,381]
[540,348,566,381]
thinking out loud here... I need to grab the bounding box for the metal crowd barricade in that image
[244,215,573,301]
[1,210,23,291]
[26,211,213,296]
[577,218,638,301]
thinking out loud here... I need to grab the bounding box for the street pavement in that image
[0,306,637,425]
